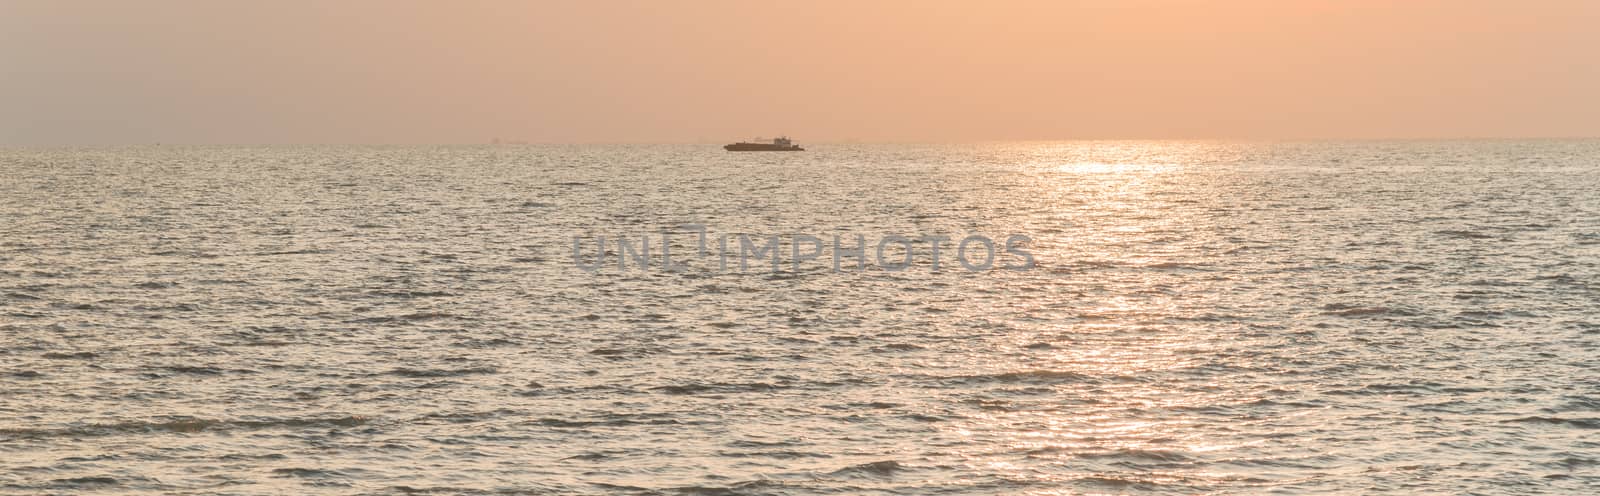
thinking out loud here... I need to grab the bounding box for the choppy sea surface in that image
[1,141,1597,495]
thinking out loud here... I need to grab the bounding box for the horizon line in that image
[5,136,1600,148]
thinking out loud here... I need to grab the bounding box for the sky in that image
[2,0,1597,145]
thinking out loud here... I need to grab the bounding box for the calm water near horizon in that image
[1,141,1597,494]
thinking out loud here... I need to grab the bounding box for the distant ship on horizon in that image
[724,136,804,151]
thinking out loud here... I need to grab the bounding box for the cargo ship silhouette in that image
[724,136,803,151]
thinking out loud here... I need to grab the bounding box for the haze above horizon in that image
[3,0,1597,145]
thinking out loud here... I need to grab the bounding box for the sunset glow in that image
[3,1,1597,145]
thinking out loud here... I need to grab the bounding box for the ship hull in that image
[724,143,804,151]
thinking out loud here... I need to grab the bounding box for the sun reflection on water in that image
[937,141,1273,491]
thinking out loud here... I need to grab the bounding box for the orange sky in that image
[2,0,1597,144]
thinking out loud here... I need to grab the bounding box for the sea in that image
[1,141,1597,494]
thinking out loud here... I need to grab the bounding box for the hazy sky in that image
[3,0,1597,144]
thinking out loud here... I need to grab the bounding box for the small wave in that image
[1074,260,1121,268]
[385,366,498,378]
[1544,456,1600,469]
[149,249,219,258]
[163,365,254,376]
[1321,303,1409,317]
[218,453,288,461]
[364,290,457,299]
[666,480,789,495]
[718,449,833,460]
[1551,396,1600,412]
[937,370,1091,384]
[533,415,686,429]
[1074,449,1195,463]
[51,477,120,486]
[651,382,786,395]
[252,248,334,256]
[354,312,460,324]
[41,351,96,359]
[1142,262,1202,270]
[961,398,1017,411]
[873,343,924,352]
[846,402,899,410]
[400,311,457,321]
[414,409,520,424]
[272,467,345,478]
[827,460,906,477]
[1503,416,1600,429]
[1435,229,1496,240]
[1073,475,1141,488]
[1222,245,1268,255]
[0,415,372,439]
